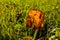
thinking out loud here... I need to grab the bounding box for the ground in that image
[0,0,60,40]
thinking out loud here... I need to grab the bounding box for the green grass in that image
[0,0,60,40]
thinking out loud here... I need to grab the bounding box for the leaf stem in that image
[33,29,38,40]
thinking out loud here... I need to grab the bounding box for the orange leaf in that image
[26,9,44,29]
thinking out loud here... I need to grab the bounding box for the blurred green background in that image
[0,0,60,40]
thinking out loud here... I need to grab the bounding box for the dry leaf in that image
[26,9,44,29]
